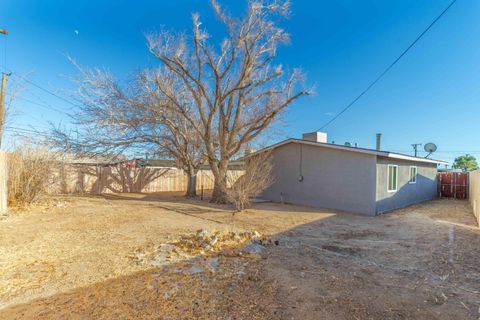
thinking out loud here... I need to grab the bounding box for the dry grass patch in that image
[7,145,59,208]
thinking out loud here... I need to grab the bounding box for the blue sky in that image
[1,0,479,164]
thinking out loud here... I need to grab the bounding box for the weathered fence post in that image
[0,151,7,214]
[469,169,480,226]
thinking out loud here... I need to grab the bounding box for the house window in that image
[409,166,417,184]
[387,165,398,192]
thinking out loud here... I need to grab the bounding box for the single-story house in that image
[251,132,448,216]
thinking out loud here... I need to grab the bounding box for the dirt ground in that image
[0,194,479,319]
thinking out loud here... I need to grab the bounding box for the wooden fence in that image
[438,172,469,199]
[0,151,6,213]
[0,159,234,213]
[469,169,480,226]
[53,165,242,195]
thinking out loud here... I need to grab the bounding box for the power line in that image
[9,122,50,130]
[393,150,480,153]
[6,125,47,133]
[10,72,80,107]
[14,111,46,124]
[318,0,457,131]
[8,94,69,114]
[4,126,51,137]
[0,65,81,108]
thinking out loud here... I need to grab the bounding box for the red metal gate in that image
[439,172,469,199]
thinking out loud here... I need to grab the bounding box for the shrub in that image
[7,145,58,207]
[224,152,274,212]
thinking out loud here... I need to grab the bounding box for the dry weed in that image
[224,152,274,211]
[7,144,59,207]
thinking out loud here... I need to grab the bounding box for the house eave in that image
[244,139,448,165]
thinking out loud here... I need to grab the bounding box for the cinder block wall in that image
[469,170,480,226]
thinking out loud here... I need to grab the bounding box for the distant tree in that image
[452,154,478,172]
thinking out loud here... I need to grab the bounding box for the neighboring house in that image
[60,153,127,166]
[143,159,245,171]
[251,132,448,216]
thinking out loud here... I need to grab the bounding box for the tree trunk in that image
[211,181,226,203]
[185,170,198,198]
[211,161,228,203]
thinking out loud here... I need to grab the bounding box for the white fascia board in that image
[385,153,449,165]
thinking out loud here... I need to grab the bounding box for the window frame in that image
[409,166,417,184]
[387,164,398,192]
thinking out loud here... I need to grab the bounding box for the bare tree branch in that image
[51,65,207,197]
[147,0,309,202]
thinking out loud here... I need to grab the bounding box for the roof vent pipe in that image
[376,133,382,151]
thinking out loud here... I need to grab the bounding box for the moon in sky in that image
[74,30,79,35]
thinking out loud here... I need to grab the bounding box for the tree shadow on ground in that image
[1,199,479,320]
[99,192,351,217]
[0,256,279,320]
[61,165,172,194]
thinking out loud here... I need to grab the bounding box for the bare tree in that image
[147,0,308,202]
[52,67,206,197]
[224,152,274,212]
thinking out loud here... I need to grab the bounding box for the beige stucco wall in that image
[469,169,480,226]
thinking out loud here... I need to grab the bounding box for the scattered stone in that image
[187,266,204,274]
[130,229,269,266]
[158,243,176,251]
[210,236,218,246]
[54,202,66,208]
[207,257,220,272]
[151,252,170,266]
[196,229,208,239]
[244,242,266,254]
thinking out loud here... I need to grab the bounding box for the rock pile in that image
[175,229,262,255]
[131,229,274,267]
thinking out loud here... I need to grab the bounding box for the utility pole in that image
[411,143,422,157]
[0,73,7,147]
[0,29,8,149]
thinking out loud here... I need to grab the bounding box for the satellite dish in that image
[424,143,437,153]
[424,143,437,158]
